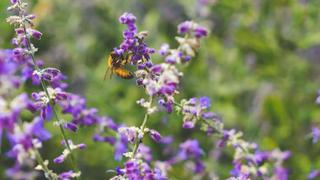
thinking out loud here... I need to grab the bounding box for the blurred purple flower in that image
[93,134,116,145]
[178,139,203,160]
[118,126,139,143]
[177,21,208,39]
[114,134,128,161]
[312,126,320,143]
[309,170,320,179]
[53,155,65,164]
[136,144,153,162]
[273,167,289,180]
[316,90,320,104]
[178,21,193,34]
[59,170,80,180]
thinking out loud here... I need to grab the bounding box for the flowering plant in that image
[0,0,302,180]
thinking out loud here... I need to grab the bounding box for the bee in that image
[104,51,134,80]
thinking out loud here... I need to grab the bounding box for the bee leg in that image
[109,69,113,79]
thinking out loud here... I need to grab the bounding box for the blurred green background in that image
[1,0,320,179]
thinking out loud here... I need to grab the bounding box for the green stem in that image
[34,149,57,180]
[131,95,153,158]
[173,101,183,108]
[21,21,80,178]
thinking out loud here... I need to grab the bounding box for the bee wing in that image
[103,67,110,80]
[104,54,113,80]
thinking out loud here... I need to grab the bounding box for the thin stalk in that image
[131,95,153,157]
[173,101,183,108]
[34,149,57,180]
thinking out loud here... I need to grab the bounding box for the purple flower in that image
[53,155,65,164]
[160,136,174,145]
[116,13,154,65]
[97,117,119,131]
[12,47,25,57]
[136,144,153,162]
[60,94,86,116]
[143,64,181,97]
[309,170,320,179]
[32,87,70,120]
[312,126,320,143]
[182,121,195,129]
[193,160,205,173]
[27,28,42,40]
[251,151,270,165]
[31,117,51,141]
[32,68,61,83]
[201,111,219,120]
[149,129,162,142]
[159,44,170,56]
[58,94,101,128]
[31,91,52,120]
[119,12,136,25]
[59,170,80,180]
[6,163,37,180]
[118,126,139,143]
[65,122,78,132]
[194,27,208,38]
[111,158,167,180]
[217,129,234,148]
[10,0,18,4]
[273,167,288,180]
[178,21,193,34]
[230,161,243,177]
[114,134,128,160]
[54,140,86,164]
[178,139,203,160]
[180,97,214,129]
[199,96,211,109]
[93,134,116,145]
[5,117,51,166]
[126,161,142,179]
[0,93,32,130]
[177,21,208,39]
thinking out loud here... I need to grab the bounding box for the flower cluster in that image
[227,144,290,179]
[6,1,41,59]
[176,97,290,179]
[0,48,52,178]
[32,67,67,89]
[5,0,101,178]
[170,139,205,173]
[6,117,51,177]
[110,158,167,180]
[159,21,208,64]
[110,14,208,179]
[179,96,220,129]
[134,21,208,116]
[116,12,155,64]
